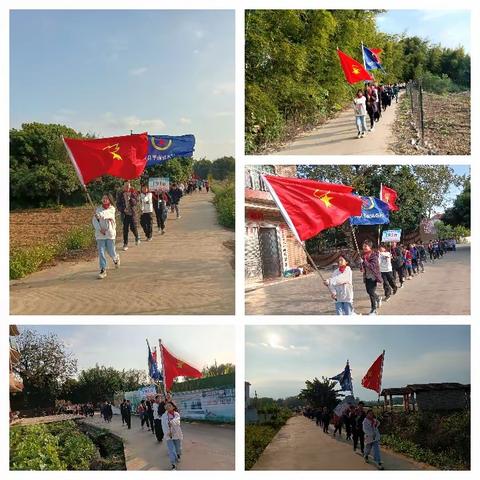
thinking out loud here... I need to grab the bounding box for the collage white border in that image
[1,0,477,478]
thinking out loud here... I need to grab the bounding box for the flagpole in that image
[361,42,366,70]
[379,350,385,401]
[158,338,167,396]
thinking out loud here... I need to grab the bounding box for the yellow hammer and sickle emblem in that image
[314,190,333,208]
[177,361,184,368]
[384,193,390,201]
[102,143,123,161]
[352,66,360,75]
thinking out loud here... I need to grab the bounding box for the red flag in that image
[63,133,148,184]
[160,342,202,391]
[263,175,363,242]
[337,49,373,84]
[380,184,399,211]
[361,351,385,394]
[370,48,383,61]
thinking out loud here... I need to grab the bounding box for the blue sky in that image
[246,325,470,401]
[19,325,235,375]
[10,10,235,159]
[377,10,470,52]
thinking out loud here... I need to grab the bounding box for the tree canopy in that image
[14,330,78,407]
[296,164,463,253]
[298,377,342,410]
[443,178,470,229]
[245,10,471,153]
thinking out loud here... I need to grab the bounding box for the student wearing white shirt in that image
[324,256,354,315]
[353,89,368,138]
[161,401,183,470]
[139,184,154,241]
[378,244,398,301]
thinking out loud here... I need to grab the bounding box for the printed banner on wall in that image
[173,387,235,422]
[381,229,402,243]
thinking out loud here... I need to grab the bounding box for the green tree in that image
[14,330,77,407]
[298,377,341,410]
[201,361,235,377]
[211,157,235,180]
[10,123,86,208]
[142,157,194,184]
[443,178,470,228]
[193,159,213,179]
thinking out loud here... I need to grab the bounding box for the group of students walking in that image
[128,394,184,470]
[353,82,400,138]
[325,237,456,315]
[305,401,384,469]
[91,178,206,279]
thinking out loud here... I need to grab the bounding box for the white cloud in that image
[129,67,148,76]
[179,117,192,125]
[212,82,235,96]
[100,112,166,133]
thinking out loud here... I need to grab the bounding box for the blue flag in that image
[147,134,195,166]
[330,362,353,393]
[350,196,390,226]
[362,45,384,72]
[148,345,162,381]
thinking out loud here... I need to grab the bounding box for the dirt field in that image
[391,91,470,155]
[10,205,93,248]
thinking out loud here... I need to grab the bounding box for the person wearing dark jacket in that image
[169,184,183,219]
[116,181,140,250]
[153,394,166,442]
[124,400,132,429]
[391,242,405,287]
[146,400,155,433]
[120,399,127,425]
[361,240,383,315]
[352,402,367,454]
[152,190,171,234]
[322,407,331,434]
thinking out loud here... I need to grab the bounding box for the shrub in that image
[62,226,95,251]
[212,182,235,229]
[10,424,66,470]
[10,244,60,280]
[421,72,463,94]
[10,421,97,471]
[245,425,278,470]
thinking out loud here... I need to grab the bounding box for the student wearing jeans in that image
[139,185,154,241]
[92,194,120,279]
[161,401,183,470]
[353,89,368,138]
[363,409,384,469]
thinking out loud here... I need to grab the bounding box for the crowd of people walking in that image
[110,394,184,470]
[92,177,210,280]
[325,238,457,315]
[353,82,400,138]
[304,401,384,469]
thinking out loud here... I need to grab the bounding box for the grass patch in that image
[245,408,292,470]
[211,181,235,229]
[10,225,95,280]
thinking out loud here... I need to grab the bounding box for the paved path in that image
[10,192,234,315]
[82,413,235,471]
[246,245,470,315]
[274,96,400,155]
[253,415,433,470]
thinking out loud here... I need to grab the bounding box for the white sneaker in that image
[158,228,162,233]
[114,257,120,269]
[123,245,128,251]
[357,132,361,138]
[135,239,141,246]
[97,270,107,279]
[147,237,153,242]
[368,310,377,316]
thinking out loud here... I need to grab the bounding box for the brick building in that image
[245,165,307,284]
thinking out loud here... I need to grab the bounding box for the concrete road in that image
[253,415,433,470]
[273,96,400,155]
[246,245,470,315]
[82,413,235,470]
[10,192,235,315]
